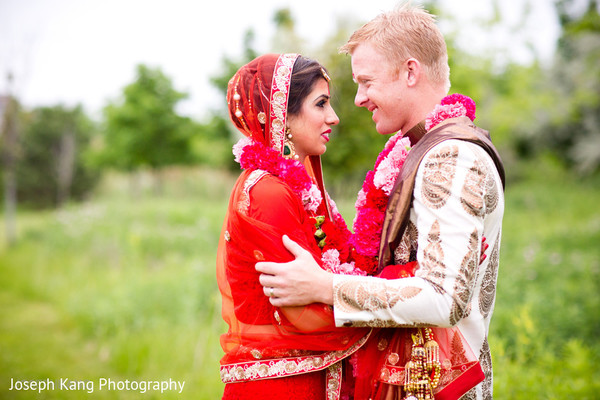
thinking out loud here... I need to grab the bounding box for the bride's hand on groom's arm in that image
[256,235,334,307]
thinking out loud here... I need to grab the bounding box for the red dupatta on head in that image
[227,54,296,154]
[218,54,369,386]
[227,53,333,218]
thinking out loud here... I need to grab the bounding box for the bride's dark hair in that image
[287,56,330,116]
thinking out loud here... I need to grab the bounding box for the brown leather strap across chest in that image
[377,117,506,271]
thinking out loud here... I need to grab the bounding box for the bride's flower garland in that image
[233,136,323,213]
[232,136,365,276]
[351,94,476,275]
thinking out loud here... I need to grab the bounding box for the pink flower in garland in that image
[355,189,367,209]
[360,170,376,194]
[425,94,477,131]
[373,136,411,195]
[239,142,278,172]
[425,103,466,131]
[302,184,322,213]
[352,207,386,256]
[352,253,378,276]
[364,187,388,209]
[321,249,341,272]
[339,262,367,276]
[322,249,366,276]
[278,159,310,190]
[442,93,476,121]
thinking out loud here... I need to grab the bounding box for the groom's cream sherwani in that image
[333,117,505,399]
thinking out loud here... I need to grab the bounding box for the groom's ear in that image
[404,58,421,88]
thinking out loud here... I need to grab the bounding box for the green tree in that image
[530,0,600,175]
[271,8,305,53]
[1,87,19,243]
[100,64,195,174]
[210,29,259,98]
[16,105,100,208]
[446,39,555,183]
[189,115,234,169]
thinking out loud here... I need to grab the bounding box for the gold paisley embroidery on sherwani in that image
[422,220,447,294]
[394,221,418,265]
[479,239,500,319]
[421,144,459,209]
[461,158,488,217]
[450,229,479,326]
[479,338,493,399]
[334,279,422,314]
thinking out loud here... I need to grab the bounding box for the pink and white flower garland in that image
[351,94,476,275]
[351,133,412,274]
[233,136,323,213]
[233,137,365,276]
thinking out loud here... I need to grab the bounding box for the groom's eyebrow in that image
[352,73,370,84]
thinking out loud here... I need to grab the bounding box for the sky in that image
[0,0,560,121]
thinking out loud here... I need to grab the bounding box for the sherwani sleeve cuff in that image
[332,273,454,328]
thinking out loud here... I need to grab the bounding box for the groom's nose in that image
[354,85,368,108]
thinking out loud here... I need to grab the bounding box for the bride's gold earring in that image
[283,128,298,160]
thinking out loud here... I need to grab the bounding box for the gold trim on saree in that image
[220,332,370,387]
[325,362,343,400]
[237,170,269,214]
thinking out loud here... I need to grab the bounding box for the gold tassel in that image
[424,328,441,389]
[403,329,438,400]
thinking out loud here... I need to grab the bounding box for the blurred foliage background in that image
[1,0,599,398]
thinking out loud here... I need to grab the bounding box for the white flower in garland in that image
[302,184,323,214]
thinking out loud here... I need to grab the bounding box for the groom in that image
[256,4,505,399]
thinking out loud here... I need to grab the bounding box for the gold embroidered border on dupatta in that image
[220,332,370,399]
[269,54,298,155]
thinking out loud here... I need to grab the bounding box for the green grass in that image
[0,162,599,398]
[0,168,232,399]
[489,158,600,399]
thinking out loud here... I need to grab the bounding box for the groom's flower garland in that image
[232,136,365,276]
[351,94,476,275]
[425,93,476,131]
[350,134,412,275]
